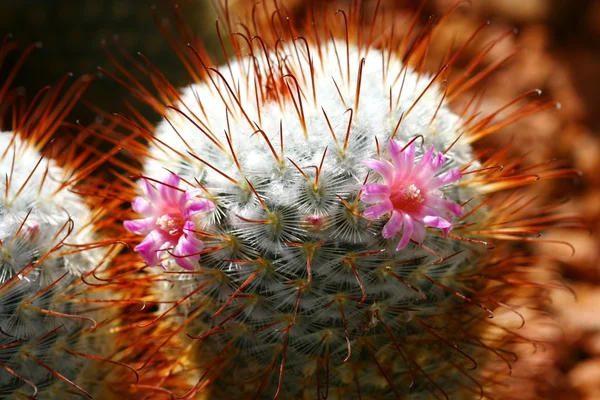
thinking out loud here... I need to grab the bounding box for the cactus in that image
[110,1,579,399]
[0,43,128,399]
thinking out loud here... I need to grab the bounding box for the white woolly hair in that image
[135,34,488,397]
[0,131,106,396]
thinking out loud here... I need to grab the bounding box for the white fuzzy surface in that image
[0,132,104,396]
[0,132,98,282]
[146,42,473,187]
[139,40,487,397]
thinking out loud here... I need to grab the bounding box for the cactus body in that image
[124,21,492,400]
[0,41,121,397]
[114,2,577,399]
[0,131,111,398]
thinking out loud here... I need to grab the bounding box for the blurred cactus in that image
[0,42,126,399]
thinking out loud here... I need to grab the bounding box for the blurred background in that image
[0,0,598,398]
[0,0,220,125]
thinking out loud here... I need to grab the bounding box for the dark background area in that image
[0,0,218,125]
[0,0,597,128]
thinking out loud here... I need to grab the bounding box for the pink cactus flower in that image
[361,140,462,251]
[124,173,215,270]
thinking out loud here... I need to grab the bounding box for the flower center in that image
[156,213,184,236]
[390,184,424,213]
[306,214,327,231]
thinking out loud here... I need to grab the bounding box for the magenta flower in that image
[361,140,462,251]
[124,173,215,270]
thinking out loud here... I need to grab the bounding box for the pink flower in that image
[361,140,462,251]
[124,173,215,270]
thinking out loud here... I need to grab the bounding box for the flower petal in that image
[132,197,153,216]
[163,172,181,188]
[363,159,395,183]
[447,202,463,216]
[361,184,391,204]
[184,198,216,219]
[172,236,202,270]
[396,214,413,250]
[141,179,160,203]
[174,254,196,270]
[134,230,164,267]
[179,188,203,210]
[422,215,452,229]
[388,140,406,173]
[364,200,393,219]
[417,146,435,170]
[158,173,183,208]
[411,222,427,244]
[414,147,441,182]
[182,220,199,236]
[159,240,176,270]
[432,151,445,169]
[124,217,156,235]
[429,168,461,189]
[382,211,403,239]
[398,142,416,181]
[427,197,463,217]
[172,222,204,270]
